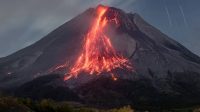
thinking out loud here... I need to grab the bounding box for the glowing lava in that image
[64,6,133,80]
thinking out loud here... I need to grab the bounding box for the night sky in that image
[0,0,199,57]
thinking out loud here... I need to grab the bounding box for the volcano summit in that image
[52,5,133,81]
[1,5,200,108]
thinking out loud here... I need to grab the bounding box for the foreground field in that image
[0,96,134,112]
[1,96,200,112]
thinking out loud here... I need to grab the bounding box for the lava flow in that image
[63,6,133,80]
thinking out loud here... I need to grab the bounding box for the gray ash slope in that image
[1,5,200,108]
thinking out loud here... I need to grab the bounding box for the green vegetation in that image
[1,96,200,112]
[0,96,134,112]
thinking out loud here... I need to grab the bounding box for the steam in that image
[162,0,173,27]
[177,0,188,27]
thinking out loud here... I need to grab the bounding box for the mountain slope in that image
[0,5,200,108]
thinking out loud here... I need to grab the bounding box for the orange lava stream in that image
[64,6,133,81]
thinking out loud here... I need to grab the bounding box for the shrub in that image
[107,106,134,112]
[0,96,32,112]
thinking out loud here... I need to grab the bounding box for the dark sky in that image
[0,0,199,57]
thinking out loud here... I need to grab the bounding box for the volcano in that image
[52,6,133,81]
[1,5,200,108]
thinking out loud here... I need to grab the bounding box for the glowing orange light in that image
[63,5,133,80]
